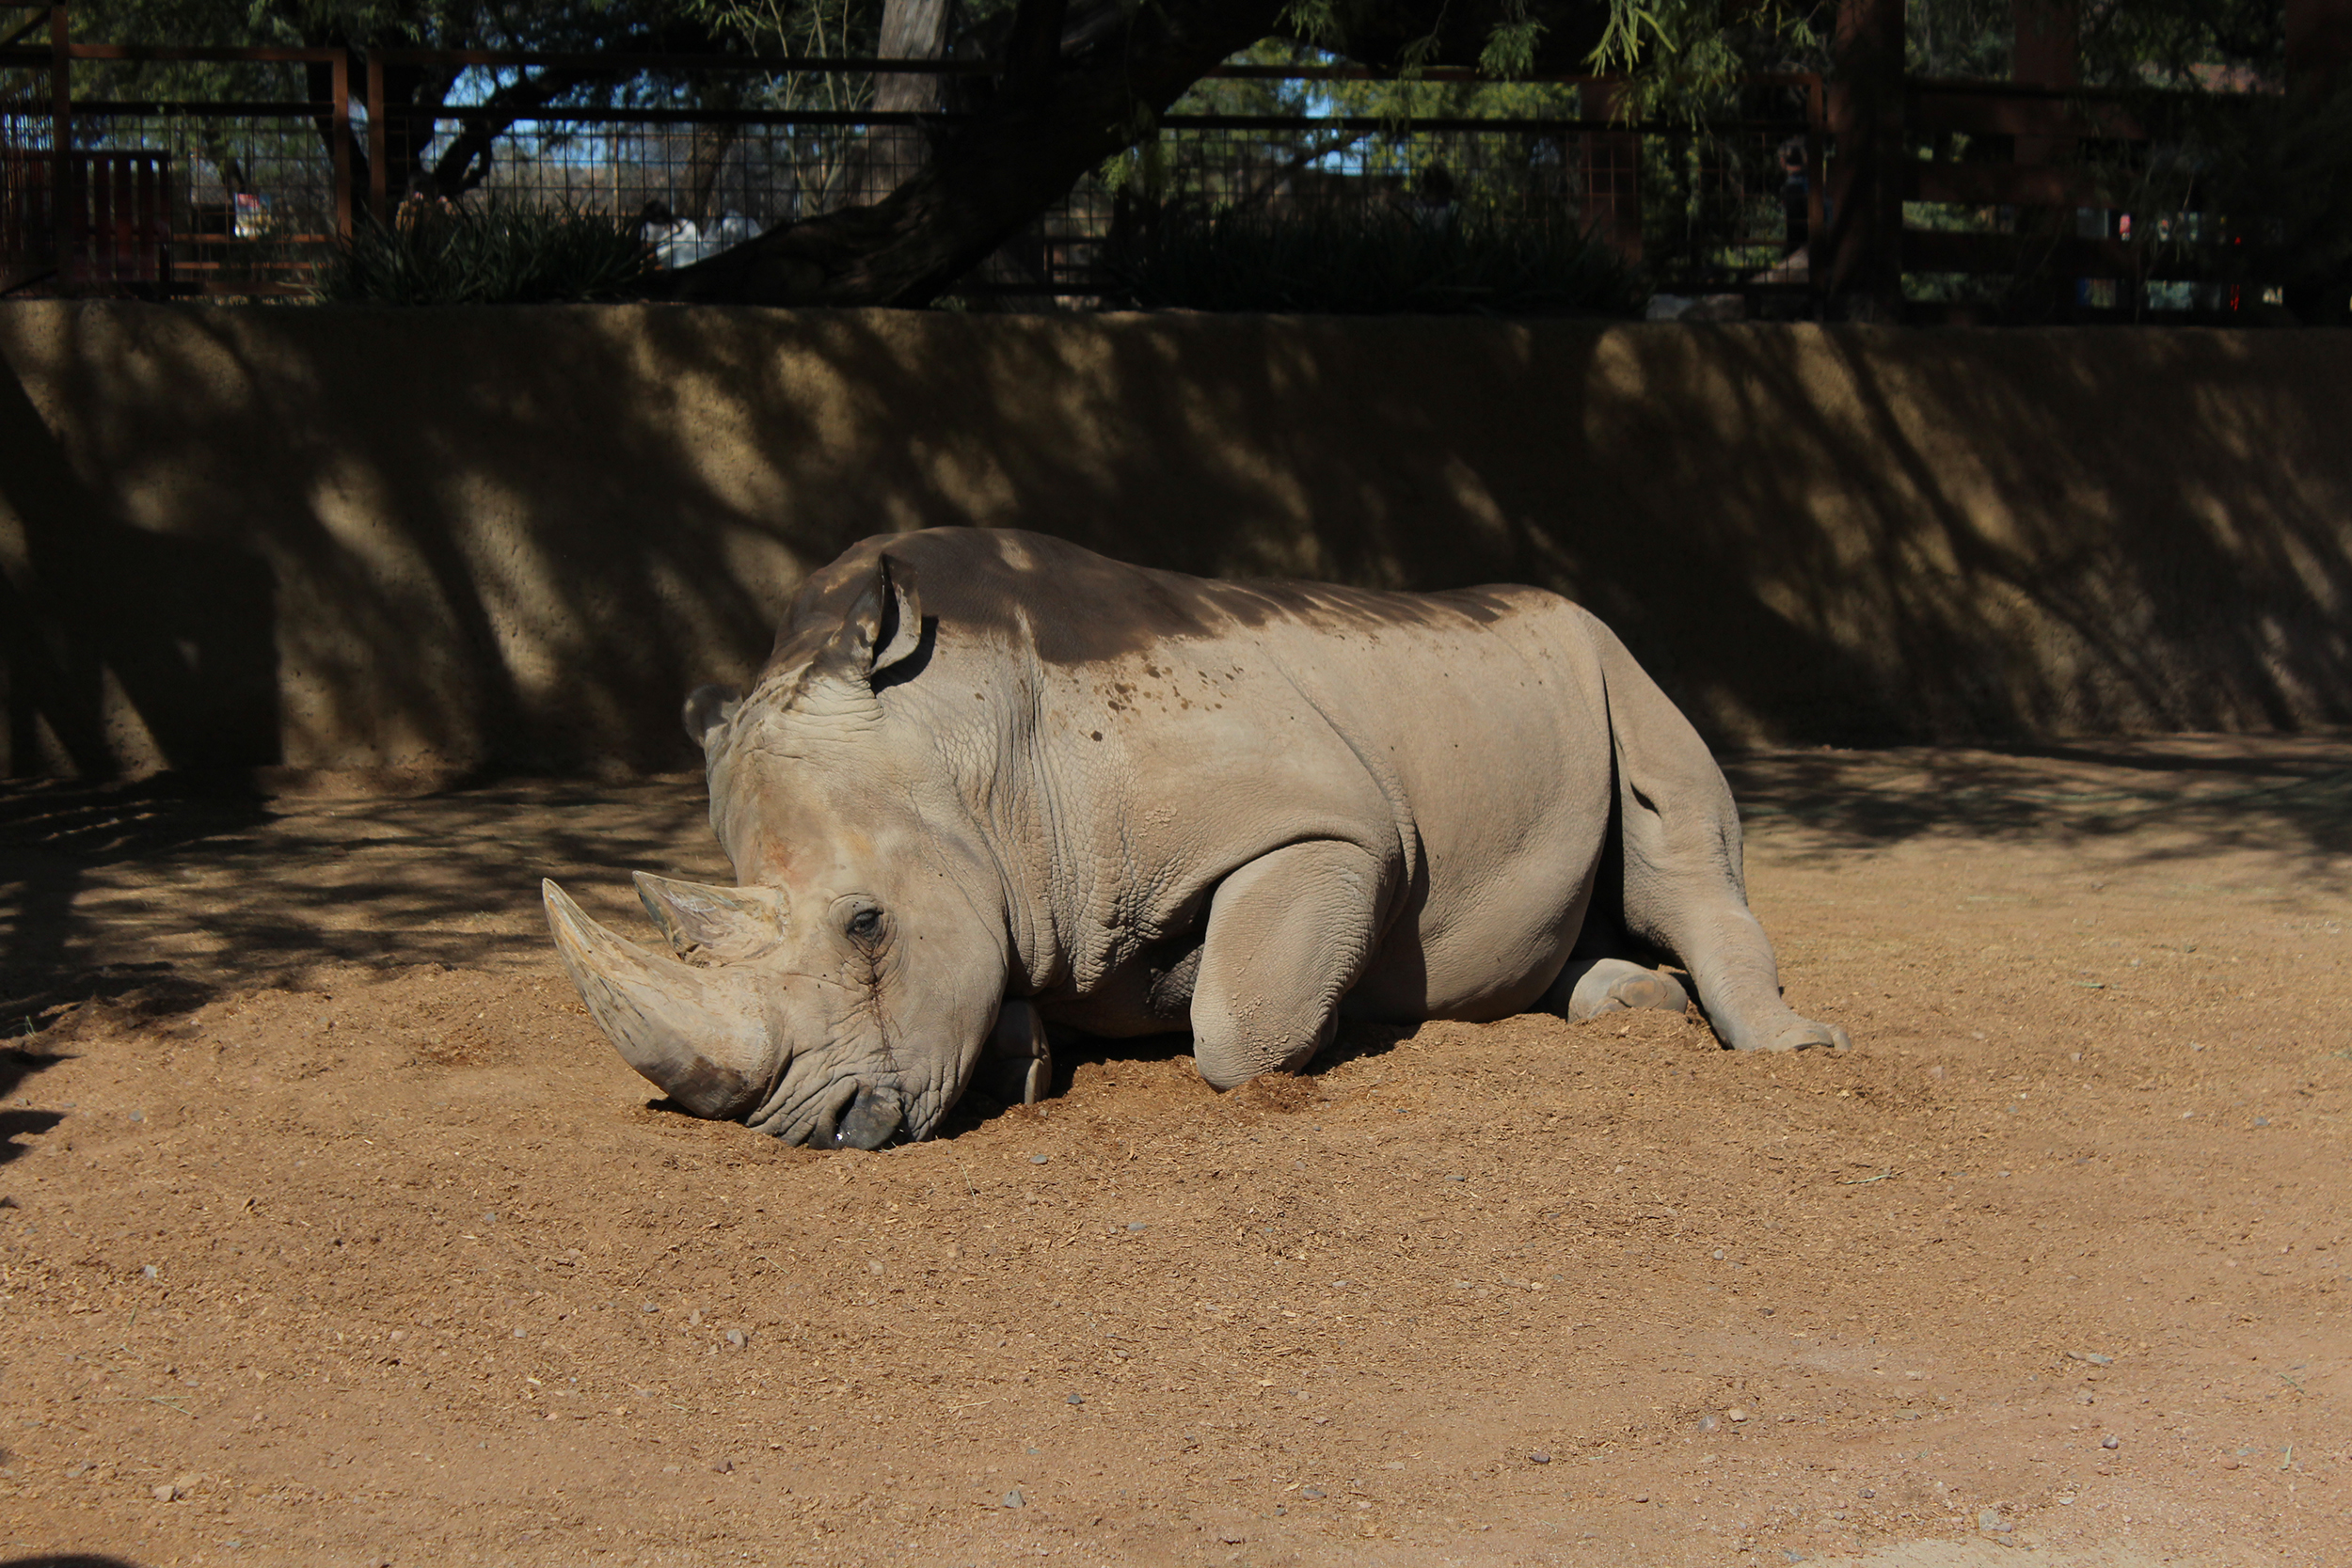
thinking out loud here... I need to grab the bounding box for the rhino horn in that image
[542,878,772,1120]
[632,871,780,962]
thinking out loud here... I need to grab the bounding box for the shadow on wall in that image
[0,358,278,779]
[1,307,2348,780]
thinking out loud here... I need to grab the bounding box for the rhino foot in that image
[1557,958,1692,1022]
[1758,1019,1854,1053]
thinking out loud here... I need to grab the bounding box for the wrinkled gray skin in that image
[544,529,1851,1150]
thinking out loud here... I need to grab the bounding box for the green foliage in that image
[2078,0,2283,90]
[314,196,656,302]
[1581,1,1821,123]
[1162,37,1581,129]
[1104,198,1645,315]
[1474,0,1549,78]
[691,0,878,103]
[1906,0,2008,80]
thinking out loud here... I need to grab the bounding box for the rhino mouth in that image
[752,1074,908,1149]
[816,1081,906,1149]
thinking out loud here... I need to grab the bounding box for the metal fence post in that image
[331,49,352,240]
[1805,74,1827,312]
[365,48,385,224]
[49,0,69,285]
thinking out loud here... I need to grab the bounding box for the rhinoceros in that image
[543,528,1849,1148]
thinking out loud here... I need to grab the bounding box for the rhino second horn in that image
[542,879,772,1120]
[632,870,780,963]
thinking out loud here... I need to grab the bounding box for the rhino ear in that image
[822,553,928,684]
[682,684,741,750]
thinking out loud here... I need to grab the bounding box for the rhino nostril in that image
[829,1084,906,1151]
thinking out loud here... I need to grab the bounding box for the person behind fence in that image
[1408,165,1458,231]
[1778,137,1808,255]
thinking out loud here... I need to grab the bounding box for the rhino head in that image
[542,552,1045,1148]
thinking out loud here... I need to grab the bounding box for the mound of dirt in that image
[1,738,2347,1566]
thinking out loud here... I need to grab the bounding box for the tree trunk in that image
[658,0,1611,308]
[1824,0,1905,319]
[849,0,960,209]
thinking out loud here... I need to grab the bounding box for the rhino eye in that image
[845,907,883,941]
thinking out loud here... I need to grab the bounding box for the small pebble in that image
[128,1111,144,1124]
[1697,1414,1720,1433]
[1003,1489,1025,1508]
[725,1328,747,1349]
[1727,1407,1750,1423]
[151,1483,179,1502]
[511,1327,526,1338]
[1978,1508,2010,1533]
[2100,1435,2120,1450]
[1066,1393,1085,1405]
[1445,1174,1466,1182]
[1126,1222,1147,1232]
[1301,1486,1327,1498]
[1630,1493,1649,1504]
[142,1265,158,1279]
[1859,1488,1875,1499]
[1528,1451,1551,1465]
[712,1458,734,1474]
[1711,1249,1725,1260]
[2254,1117,2270,1127]
[642,1302,658,1313]
[1030,1154,1050,1164]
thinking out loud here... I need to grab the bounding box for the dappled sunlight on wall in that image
[2,305,2347,780]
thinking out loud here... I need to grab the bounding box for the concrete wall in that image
[4,302,2348,780]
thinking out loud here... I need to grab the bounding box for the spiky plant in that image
[316,198,657,307]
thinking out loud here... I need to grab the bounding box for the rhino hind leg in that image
[1548,956,1692,1022]
[1188,841,1388,1090]
[1586,615,1853,1054]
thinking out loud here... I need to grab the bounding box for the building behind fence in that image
[3,0,2341,319]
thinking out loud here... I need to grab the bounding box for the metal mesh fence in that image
[64,110,337,291]
[2,107,53,286]
[7,49,1821,304]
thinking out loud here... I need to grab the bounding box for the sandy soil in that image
[1,737,2347,1568]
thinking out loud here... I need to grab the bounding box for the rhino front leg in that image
[1189,841,1388,1090]
[971,998,1053,1105]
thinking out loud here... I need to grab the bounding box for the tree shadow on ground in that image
[0,770,718,1035]
[1724,736,2352,874]
[7,737,2347,1043]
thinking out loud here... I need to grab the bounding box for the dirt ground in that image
[1,737,2347,1568]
